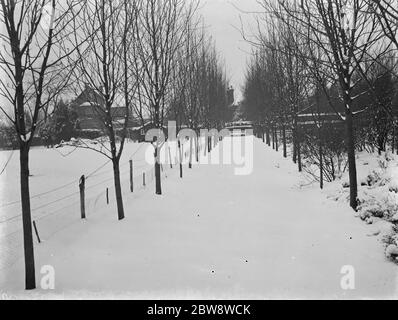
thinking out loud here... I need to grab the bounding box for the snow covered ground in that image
[0,137,397,299]
[0,139,183,271]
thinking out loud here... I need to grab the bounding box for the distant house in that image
[70,85,125,131]
[69,85,167,142]
[297,112,345,127]
[70,85,142,139]
[129,121,158,142]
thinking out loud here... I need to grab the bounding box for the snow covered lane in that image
[1,138,397,299]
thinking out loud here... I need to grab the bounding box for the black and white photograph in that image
[0,0,398,302]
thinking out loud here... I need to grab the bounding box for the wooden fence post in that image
[106,188,109,205]
[33,221,41,244]
[130,160,134,193]
[143,172,146,187]
[178,140,183,178]
[79,175,86,219]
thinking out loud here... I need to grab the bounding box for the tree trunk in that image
[112,159,125,220]
[272,126,275,150]
[395,123,398,155]
[346,112,358,210]
[20,143,36,290]
[155,147,162,195]
[293,127,297,164]
[275,127,279,152]
[330,157,336,181]
[319,128,324,190]
[396,124,398,156]
[297,130,302,172]
[282,124,287,158]
[189,137,193,169]
[195,135,199,163]
[377,135,384,156]
[266,127,270,146]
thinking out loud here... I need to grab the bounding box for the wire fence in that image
[0,138,206,271]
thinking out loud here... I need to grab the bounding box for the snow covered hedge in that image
[334,151,398,263]
[355,153,398,262]
[384,230,398,262]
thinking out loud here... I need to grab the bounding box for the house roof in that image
[71,86,106,108]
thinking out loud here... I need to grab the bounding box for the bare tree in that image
[0,0,85,290]
[70,0,139,220]
[269,0,385,210]
[242,0,392,209]
[132,0,198,195]
[170,19,230,166]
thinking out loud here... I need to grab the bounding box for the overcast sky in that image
[199,0,262,102]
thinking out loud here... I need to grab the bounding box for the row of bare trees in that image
[169,19,231,163]
[242,0,398,207]
[0,0,230,290]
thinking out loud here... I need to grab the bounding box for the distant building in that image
[70,85,129,132]
[297,112,344,127]
[69,85,158,142]
[231,102,245,122]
